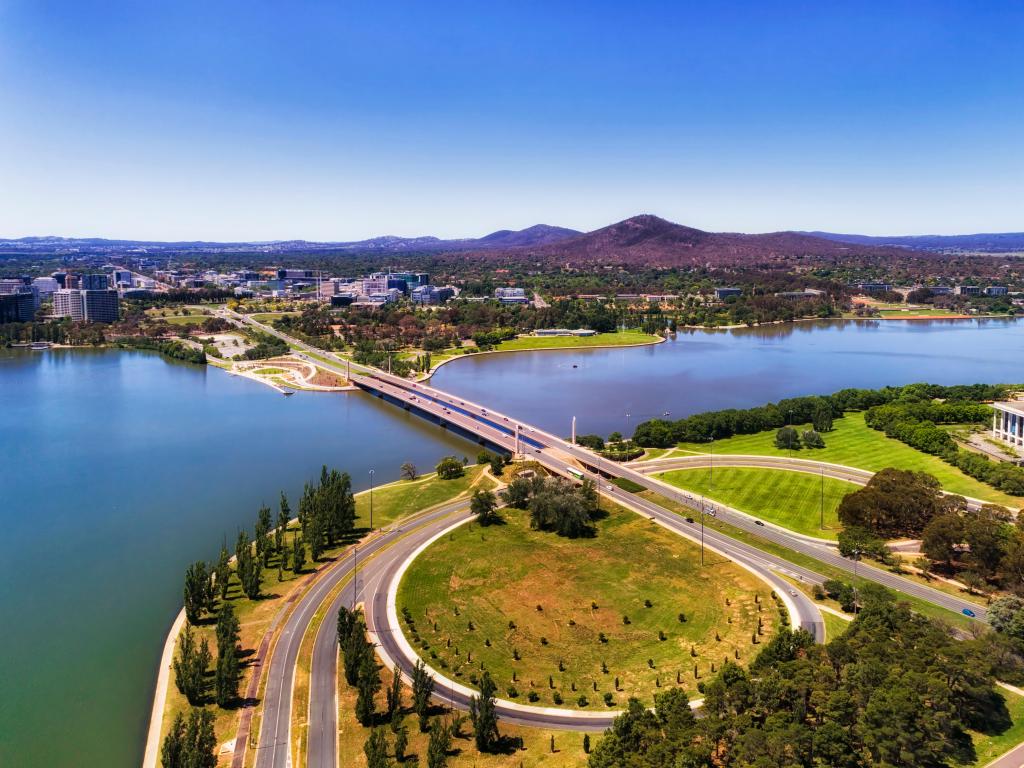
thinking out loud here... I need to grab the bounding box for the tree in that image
[469,671,499,753]
[412,658,435,732]
[801,429,825,448]
[838,468,943,537]
[182,707,217,768]
[394,724,409,762]
[215,644,239,707]
[160,712,185,768]
[500,477,532,509]
[386,670,403,723]
[255,504,272,566]
[216,602,240,656]
[363,728,391,768]
[356,647,382,726]
[173,625,211,705]
[989,596,1024,640]
[922,512,965,567]
[400,462,417,481]
[292,534,306,574]
[214,542,231,601]
[427,719,451,768]
[435,456,464,480]
[774,426,801,450]
[470,488,500,526]
[812,400,834,432]
[237,543,262,600]
[183,561,212,624]
[276,492,290,555]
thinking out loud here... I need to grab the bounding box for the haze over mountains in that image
[3,217,1023,266]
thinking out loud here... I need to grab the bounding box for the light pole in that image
[852,548,861,613]
[352,544,358,609]
[699,495,705,566]
[819,464,825,530]
[368,469,375,530]
[709,436,714,491]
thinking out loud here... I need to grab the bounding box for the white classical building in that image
[993,401,1024,447]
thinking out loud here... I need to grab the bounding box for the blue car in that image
[962,608,976,618]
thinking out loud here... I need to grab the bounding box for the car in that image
[754,520,764,526]
[685,517,695,524]
[789,589,798,597]
[606,484,613,490]
[962,608,976,618]
[503,417,508,422]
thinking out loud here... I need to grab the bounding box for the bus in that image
[566,467,584,482]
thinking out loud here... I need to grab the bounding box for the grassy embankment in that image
[671,411,1022,508]
[493,329,659,352]
[158,466,491,763]
[399,504,782,710]
[655,467,856,540]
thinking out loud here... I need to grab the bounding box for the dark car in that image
[962,608,976,618]
[754,520,764,526]
[685,517,695,524]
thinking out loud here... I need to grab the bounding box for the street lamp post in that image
[820,464,825,530]
[699,495,705,566]
[368,469,375,530]
[852,548,861,613]
[709,436,714,491]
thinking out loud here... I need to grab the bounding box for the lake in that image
[1,318,1022,766]
[432,318,1024,437]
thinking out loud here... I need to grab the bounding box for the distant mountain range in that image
[0,224,582,254]
[802,231,1024,253]
[3,218,1022,267]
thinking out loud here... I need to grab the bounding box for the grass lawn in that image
[251,311,301,324]
[156,315,208,326]
[353,465,493,530]
[821,611,852,642]
[965,687,1024,766]
[494,330,659,352]
[398,504,783,710]
[251,366,287,375]
[655,466,856,540]
[878,308,964,318]
[633,489,976,629]
[675,411,1022,508]
[337,666,589,768]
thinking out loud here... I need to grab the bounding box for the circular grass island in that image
[397,504,789,710]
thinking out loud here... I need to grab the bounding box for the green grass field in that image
[398,504,783,709]
[821,611,851,641]
[354,465,492,529]
[674,411,1021,508]
[494,330,660,352]
[878,308,965,318]
[656,467,856,539]
[966,687,1024,766]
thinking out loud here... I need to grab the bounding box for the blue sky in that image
[1,1,1022,240]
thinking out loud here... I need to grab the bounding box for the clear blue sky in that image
[1,1,1022,241]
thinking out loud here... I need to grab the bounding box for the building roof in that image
[994,400,1024,418]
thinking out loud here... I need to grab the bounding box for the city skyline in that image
[2,1,1023,241]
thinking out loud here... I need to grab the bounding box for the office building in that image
[0,278,29,294]
[0,290,34,322]
[714,287,742,299]
[53,288,85,320]
[112,269,133,287]
[955,285,981,296]
[993,401,1024,448]
[495,287,529,304]
[53,288,120,322]
[82,289,120,322]
[985,286,1008,296]
[80,273,111,290]
[411,285,454,305]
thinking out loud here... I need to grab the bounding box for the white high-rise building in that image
[53,289,85,320]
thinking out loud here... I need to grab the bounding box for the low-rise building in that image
[714,287,742,299]
[495,287,529,304]
[985,286,1008,296]
[955,285,981,296]
[534,328,598,337]
[855,282,892,293]
[774,288,826,299]
[411,285,455,305]
[993,401,1024,448]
